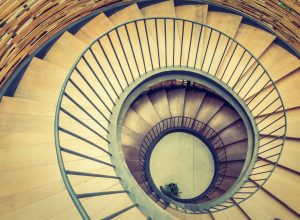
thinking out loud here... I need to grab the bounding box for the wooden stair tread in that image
[183,90,205,118]
[148,90,171,120]
[217,24,275,86]
[238,189,298,219]
[141,1,176,18]
[196,95,224,124]
[246,68,300,116]
[131,95,161,126]
[43,32,86,70]
[175,4,208,24]
[167,88,186,117]
[75,13,114,42]
[256,108,298,138]
[109,4,143,26]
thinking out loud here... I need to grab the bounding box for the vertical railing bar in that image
[214,37,230,77]
[84,48,115,105]
[77,190,128,199]
[187,22,194,66]
[60,108,109,143]
[75,65,112,114]
[135,21,147,74]
[194,25,203,68]
[64,92,109,133]
[259,126,285,141]
[253,163,273,170]
[68,79,110,123]
[107,33,129,86]
[259,136,283,148]
[256,105,282,125]
[102,204,138,220]
[208,32,221,73]
[93,43,120,98]
[220,42,238,81]
[258,115,285,132]
[164,18,167,67]
[236,63,260,94]
[232,56,253,90]
[58,127,111,154]
[172,18,176,67]
[247,82,273,107]
[155,18,161,68]
[200,28,212,70]
[180,20,185,66]
[258,143,282,155]
[242,72,266,99]
[227,49,247,85]
[69,169,120,178]
[97,40,124,92]
[254,97,280,118]
[143,19,154,71]
[124,24,141,77]
[115,28,135,82]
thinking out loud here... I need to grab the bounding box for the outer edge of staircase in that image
[1,0,299,100]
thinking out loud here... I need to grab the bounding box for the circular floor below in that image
[149,132,215,199]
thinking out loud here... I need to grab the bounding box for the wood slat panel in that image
[0,0,298,92]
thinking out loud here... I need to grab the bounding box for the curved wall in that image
[0,0,299,90]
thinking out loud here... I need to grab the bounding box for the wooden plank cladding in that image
[0,0,121,89]
[0,0,299,91]
[212,0,300,51]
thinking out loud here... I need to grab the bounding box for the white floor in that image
[150,132,215,199]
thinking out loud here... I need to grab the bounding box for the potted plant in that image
[161,183,181,198]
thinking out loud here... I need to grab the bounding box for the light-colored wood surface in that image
[148,90,171,120]
[261,165,300,214]
[44,32,86,70]
[239,189,298,219]
[175,5,208,68]
[256,108,299,138]
[74,13,114,43]
[246,68,300,116]
[217,24,275,86]
[198,12,242,74]
[208,105,240,132]
[167,88,186,117]
[258,43,300,82]
[212,204,248,220]
[183,90,205,118]
[141,0,181,67]
[175,5,208,24]
[1,2,299,219]
[196,95,224,123]
[131,95,161,126]
[123,108,152,136]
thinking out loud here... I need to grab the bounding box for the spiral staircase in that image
[0,1,299,219]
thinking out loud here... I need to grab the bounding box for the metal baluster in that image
[125,24,141,77]
[135,21,147,74]
[97,40,124,91]
[115,28,135,81]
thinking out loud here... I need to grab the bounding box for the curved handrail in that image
[54,17,286,217]
[137,116,227,206]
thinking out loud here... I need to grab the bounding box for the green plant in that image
[162,183,181,198]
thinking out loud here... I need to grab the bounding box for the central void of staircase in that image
[149,132,215,199]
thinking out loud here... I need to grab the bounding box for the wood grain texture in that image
[0,0,299,92]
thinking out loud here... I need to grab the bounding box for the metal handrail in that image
[136,116,227,208]
[54,17,286,217]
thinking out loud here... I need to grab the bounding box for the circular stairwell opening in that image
[119,75,255,209]
[149,131,216,200]
[110,71,258,213]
